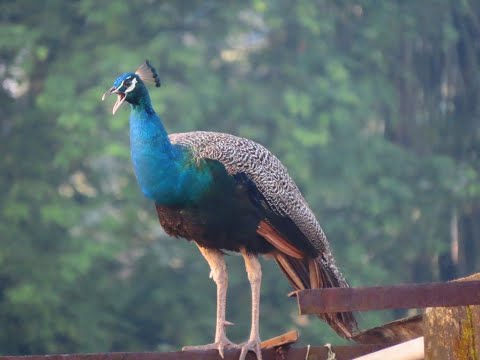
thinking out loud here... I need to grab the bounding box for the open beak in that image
[102,87,127,115]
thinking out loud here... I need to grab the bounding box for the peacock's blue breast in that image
[129,112,214,205]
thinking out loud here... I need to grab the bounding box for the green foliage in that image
[1,0,480,355]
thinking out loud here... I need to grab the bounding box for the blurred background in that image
[1,0,480,355]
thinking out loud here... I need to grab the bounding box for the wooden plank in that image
[296,345,390,360]
[424,305,480,360]
[422,272,480,359]
[0,345,390,360]
[352,337,424,360]
[297,280,480,314]
[260,330,298,348]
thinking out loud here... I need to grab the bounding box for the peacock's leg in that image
[239,249,263,360]
[182,243,238,358]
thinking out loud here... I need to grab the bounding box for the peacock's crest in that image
[135,60,161,88]
[103,60,161,114]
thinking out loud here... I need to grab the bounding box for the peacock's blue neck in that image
[129,101,213,205]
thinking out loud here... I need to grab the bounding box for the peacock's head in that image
[102,60,161,115]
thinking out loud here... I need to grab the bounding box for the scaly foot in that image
[239,336,262,360]
[182,335,239,359]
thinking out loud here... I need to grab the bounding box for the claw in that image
[239,338,263,360]
[182,336,239,359]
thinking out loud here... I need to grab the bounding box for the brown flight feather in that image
[257,221,304,259]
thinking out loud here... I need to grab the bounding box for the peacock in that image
[102,61,357,360]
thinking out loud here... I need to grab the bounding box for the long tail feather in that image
[274,253,358,339]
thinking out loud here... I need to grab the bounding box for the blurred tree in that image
[1,0,479,355]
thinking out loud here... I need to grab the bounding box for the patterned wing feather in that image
[169,131,345,280]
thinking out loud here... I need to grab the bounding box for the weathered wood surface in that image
[260,330,298,349]
[424,272,480,360]
[353,337,424,360]
[0,345,390,360]
[424,304,480,359]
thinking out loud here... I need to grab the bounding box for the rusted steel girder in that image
[297,280,480,314]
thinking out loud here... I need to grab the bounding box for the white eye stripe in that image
[121,77,138,93]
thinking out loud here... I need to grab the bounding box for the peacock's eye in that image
[123,79,132,87]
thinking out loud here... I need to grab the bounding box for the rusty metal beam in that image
[297,280,480,314]
[0,345,390,360]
